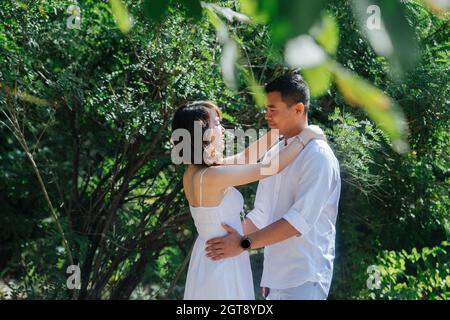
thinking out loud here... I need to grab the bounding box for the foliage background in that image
[0,0,448,299]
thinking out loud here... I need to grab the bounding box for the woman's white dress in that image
[184,186,255,300]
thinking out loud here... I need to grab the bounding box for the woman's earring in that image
[203,144,214,165]
[203,144,222,165]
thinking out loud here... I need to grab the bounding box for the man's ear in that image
[295,102,305,114]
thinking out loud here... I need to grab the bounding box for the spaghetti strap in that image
[199,167,209,207]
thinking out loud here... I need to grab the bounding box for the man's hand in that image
[205,223,244,260]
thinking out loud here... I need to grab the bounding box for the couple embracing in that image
[171,73,341,300]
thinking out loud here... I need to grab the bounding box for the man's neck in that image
[283,120,308,144]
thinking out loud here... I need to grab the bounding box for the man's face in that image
[265,91,302,135]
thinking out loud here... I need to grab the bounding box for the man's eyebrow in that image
[267,105,276,108]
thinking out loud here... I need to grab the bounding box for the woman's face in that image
[206,108,225,154]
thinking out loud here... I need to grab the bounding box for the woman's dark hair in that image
[171,101,221,166]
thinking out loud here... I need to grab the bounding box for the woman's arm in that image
[221,130,280,165]
[205,126,325,190]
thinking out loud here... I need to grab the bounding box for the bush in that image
[358,241,450,300]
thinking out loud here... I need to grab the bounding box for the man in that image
[205,73,341,300]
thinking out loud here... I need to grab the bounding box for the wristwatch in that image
[240,235,252,251]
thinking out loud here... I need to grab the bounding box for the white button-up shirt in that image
[247,135,341,293]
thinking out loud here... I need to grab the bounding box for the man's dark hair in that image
[265,72,310,113]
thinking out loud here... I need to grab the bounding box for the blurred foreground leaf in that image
[332,64,409,152]
[110,0,133,33]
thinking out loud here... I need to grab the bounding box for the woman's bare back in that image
[183,165,227,208]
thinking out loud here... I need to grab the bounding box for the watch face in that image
[241,238,251,249]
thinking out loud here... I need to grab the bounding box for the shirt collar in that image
[283,135,297,146]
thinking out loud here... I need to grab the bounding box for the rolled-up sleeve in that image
[283,148,336,237]
[246,182,269,230]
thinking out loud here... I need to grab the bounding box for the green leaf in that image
[302,61,332,97]
[109,0,133,34]
[240,0,330,45]
[351,0,419,75]
[220,39,239,90]
[220,112,237,123]
[181,0,203,19]
[205,7,239,90]
[239,0,272,23]
[332,64,409,152]
[239,67,266,108]
[202,3,250,23]
[285,35,327,68]
[143,0,170,22]
[423,0,450,13]
[15,1,29,11]
[310,13,339,55]
[205,7,222,30]
[271,0,330,46]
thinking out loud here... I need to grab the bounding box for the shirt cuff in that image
[246,209,266,230]
[283,208,311,237]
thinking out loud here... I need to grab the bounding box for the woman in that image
[171,101,325,300]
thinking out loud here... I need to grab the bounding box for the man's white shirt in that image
[246,135,341,294]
